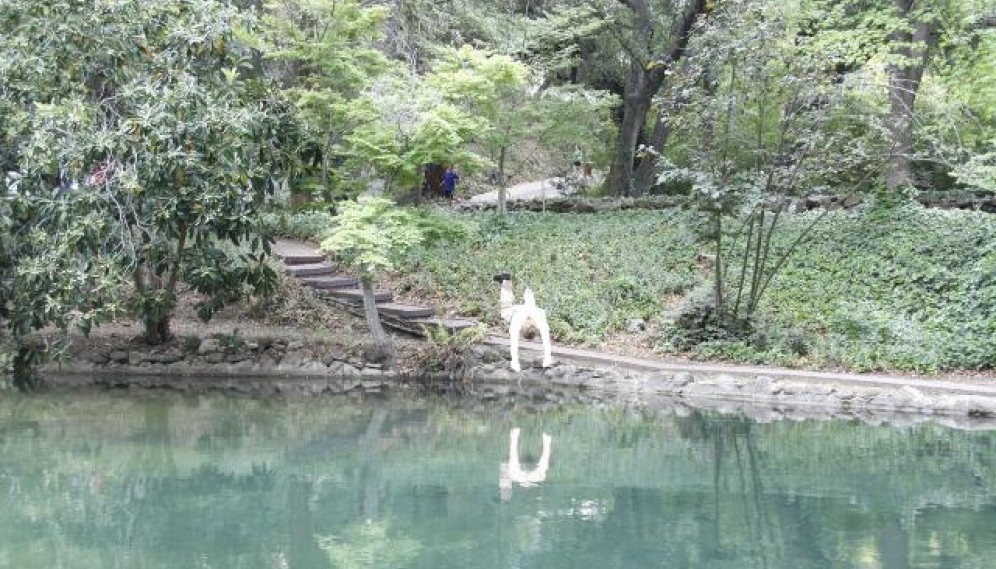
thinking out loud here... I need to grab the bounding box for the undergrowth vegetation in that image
[264,211,337,242]
[273,204,996,373]
[397,211,700,345]
[727,204,996,372]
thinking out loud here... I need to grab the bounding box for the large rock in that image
[204,352,226,365]
[86,351,110,365]
[128,352,152,366]
[280,350,308,368]
[340,364,362,378]
[322,350,349,366]
[944,395,996,418]
[226,352,251,364]
[197,338,220,355]
[150,352,184,364]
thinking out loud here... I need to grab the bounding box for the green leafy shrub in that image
[405,324,488,380]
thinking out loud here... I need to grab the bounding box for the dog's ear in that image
[493,273,512,283]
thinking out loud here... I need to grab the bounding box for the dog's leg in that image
[500,280,516,323]
[509,311,523,372]
[509,427,521,474]
[538,433,552,472]
[537,312,553,368]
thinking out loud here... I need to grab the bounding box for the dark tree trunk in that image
[12,346,38,391]
[633,111,672,195]
[360,276,390,351]
[885,0,933,191]
[143,315,172,346]
[609,79,655,196]
[608,0,708,196]
[139,228,185,346]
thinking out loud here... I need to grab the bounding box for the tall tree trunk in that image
[608,0,709,196]
[885,0,933,191]
[360,408,388,518]
[609,79,654,196]
[288,477,325,568]
[633,111,672,195]
[360,276,390,351]
[143,315,172,346]
[879,522,911,569]
[713,211,723,316]
[140,225,186,345]
[497,145,508,216]
[321,140,333,203]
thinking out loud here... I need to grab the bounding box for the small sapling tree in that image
[320,198,468,356]
[429,46,530,216]
[347,74,483,201]
[258,0,390,203]
[430,46,617,211]
[659,0,878,343]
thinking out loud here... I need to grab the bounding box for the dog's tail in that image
[523,288,536,307]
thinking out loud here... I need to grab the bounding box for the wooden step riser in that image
[375,303,435,319]
[285,264,336,278]
[322,298,476,337]
[324,289,393,303]
[279,254,327,266]
[301,277,360,290]
[410,318,479,334]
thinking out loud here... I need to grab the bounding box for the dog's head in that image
[492,273,513,283]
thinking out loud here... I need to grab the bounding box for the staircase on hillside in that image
[275,241,478,336]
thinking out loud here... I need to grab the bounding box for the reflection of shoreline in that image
[499,427,552,500]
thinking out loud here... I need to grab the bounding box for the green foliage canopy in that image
[257,0,390,201]
[1,0,290,351]
[320,198,470,279]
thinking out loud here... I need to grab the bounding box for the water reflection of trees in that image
[1,394,995,568]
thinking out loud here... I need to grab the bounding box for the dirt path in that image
[468,178,566,203]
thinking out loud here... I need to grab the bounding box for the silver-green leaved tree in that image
[320,198,468,355]
[0,0,295,386]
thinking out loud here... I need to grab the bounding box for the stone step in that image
[324,288,393,304]
[285,262,336,278]
[375,303,435,319]
[410,318,480,334]
[300,276,360,290]
[321,294,480,337]
[278,252,326,265]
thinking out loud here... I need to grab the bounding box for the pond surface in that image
[1,390,995,569]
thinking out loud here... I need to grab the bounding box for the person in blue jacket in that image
[442,165,459,202]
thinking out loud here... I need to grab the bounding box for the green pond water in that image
[1,391,996,569]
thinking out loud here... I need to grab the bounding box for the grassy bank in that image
[398,211,701,345]
[275,203,996,373]
[742,205,996,372]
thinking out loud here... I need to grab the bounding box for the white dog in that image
[495,274,553,372]
[499,427,553,500]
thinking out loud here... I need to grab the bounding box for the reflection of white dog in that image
[496,274,553,372]
[499,428,553,500]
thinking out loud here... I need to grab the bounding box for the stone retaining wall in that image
[42,340,996,430]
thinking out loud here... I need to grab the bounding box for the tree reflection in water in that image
[0,393,995,569]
